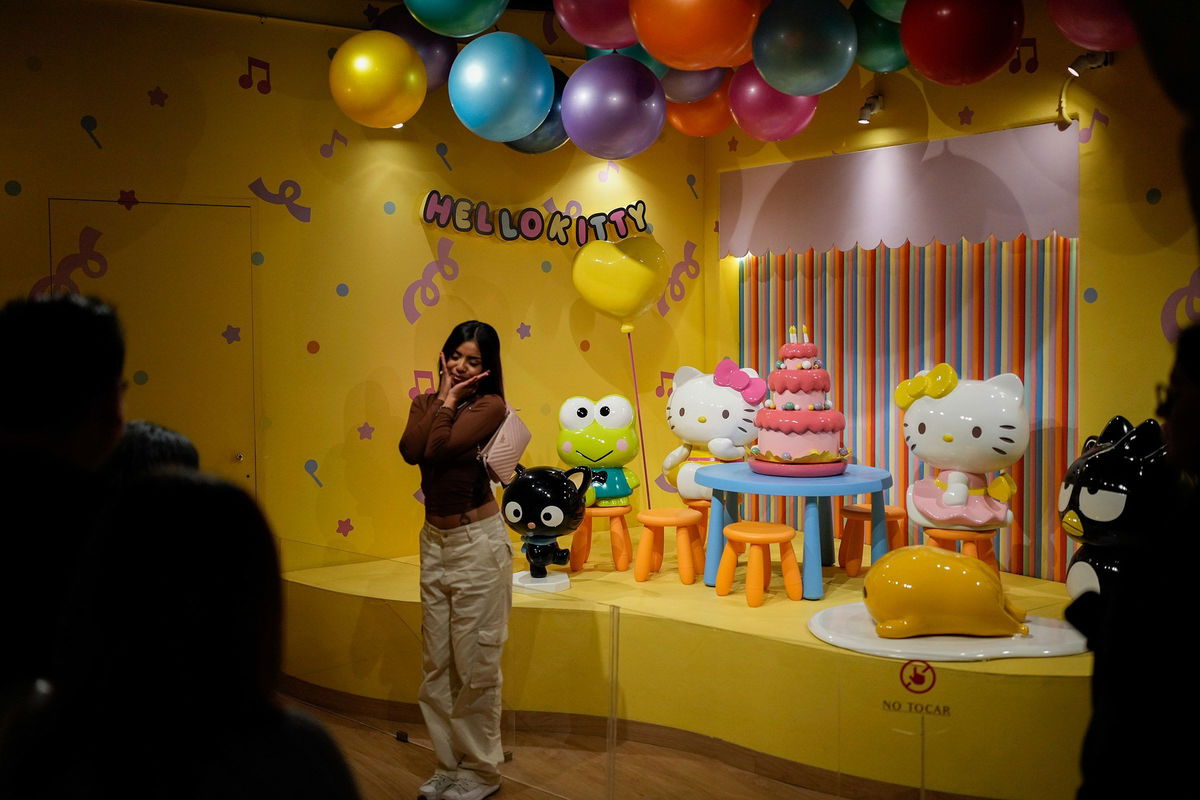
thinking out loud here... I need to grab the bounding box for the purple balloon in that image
[372,4,457,90]
[728,63,818,142]
[561,54,666,160]
[554,0,638,50]
[660,67,729,103]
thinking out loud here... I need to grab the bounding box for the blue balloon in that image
[406,0,508,38]
[585,43,669,79]
[753,0,858,96]
[449,32,554,142]
[505,67,570,154]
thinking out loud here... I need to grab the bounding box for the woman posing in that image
[399,321,512,800]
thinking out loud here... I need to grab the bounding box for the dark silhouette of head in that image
[1159,322,1200,474]
[0,294,125,468]
[439,320,504,399]
[97,419,199,492]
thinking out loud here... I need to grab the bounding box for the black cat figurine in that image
[500,465,593,579]
[1059,416,1170,598]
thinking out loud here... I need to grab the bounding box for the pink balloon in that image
[728,63,818,141]
[1047,0,1138,52]
[554,0,638,50]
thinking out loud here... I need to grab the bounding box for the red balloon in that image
[728,63,818,142]
[901,0,1024,86]
[554,0,638,50]
[666,75,734,137]
[630,0,761,71]
[1047,0,1138,52]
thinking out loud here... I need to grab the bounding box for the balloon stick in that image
[626,330,654,510]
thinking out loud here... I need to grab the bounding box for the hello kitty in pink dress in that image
[895,364,1031,531]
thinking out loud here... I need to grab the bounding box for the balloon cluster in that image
[330,0,1139,156]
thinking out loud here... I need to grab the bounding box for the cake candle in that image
[787,324,797,344]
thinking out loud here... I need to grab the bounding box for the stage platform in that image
[283,528,1091,800]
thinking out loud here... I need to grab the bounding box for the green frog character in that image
[557,394,640,507]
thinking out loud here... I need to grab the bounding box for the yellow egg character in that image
[863,546,1029,639]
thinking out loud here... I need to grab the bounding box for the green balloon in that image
[865,0,906,24]
[852,1,908,73]
[585,43,669,79]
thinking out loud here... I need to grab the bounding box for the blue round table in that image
[694,462,894,600]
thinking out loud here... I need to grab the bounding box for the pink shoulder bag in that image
[478,405,531,486]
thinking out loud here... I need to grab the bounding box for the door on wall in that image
[46,199,255,491]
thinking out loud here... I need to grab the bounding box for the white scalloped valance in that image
[719,122,1079,257]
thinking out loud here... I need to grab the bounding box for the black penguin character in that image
[501,465,593,578]
[1059,416,1170,598]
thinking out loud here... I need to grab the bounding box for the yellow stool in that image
[635,508,705,584]
[924,528,1001,575]
[683,499,710,545]
[570,505,633,572]
[716,522,803,607]
[838,504,907,577]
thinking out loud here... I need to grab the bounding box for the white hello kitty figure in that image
[662,359,766,500]
[895,364,1031,530]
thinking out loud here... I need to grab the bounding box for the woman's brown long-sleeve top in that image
[399,393,506,517]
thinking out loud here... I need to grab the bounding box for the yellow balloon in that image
[329,30,427,128]
[572,236,668,333]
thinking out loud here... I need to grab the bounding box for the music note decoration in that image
[249,177,311,222]
[1008,37,1038,74]
[408,369,437,399]
[403,238,459,325]
[80,115,101,148]
[655,371,675,398]
[1160,266,1200,343]
[238,56,272,94]
[1078,108,1110,143]
[656,241,700,316]
[598,161,620,182]
[29,226,108,297]
[320,129,348,157]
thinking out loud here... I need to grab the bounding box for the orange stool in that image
[683,499,710,545]
[716,522,802,607]
[838,504,907,577]
[569,505,633,572]
[635,508,705,584]
[924,528,1000,575]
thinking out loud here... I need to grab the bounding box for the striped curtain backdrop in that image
[737,234,1079,580]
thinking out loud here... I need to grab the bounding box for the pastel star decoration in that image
[727,136,739,152]
[336,518,354,536]
[148,86,167,106]
[356,421,375,440]
[117,190,139,210]
[363,3,379,22]
[958,105,974,125]
[516,322,532,339]
[221,324,241,344]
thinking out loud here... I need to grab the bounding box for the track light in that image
[858,94,883,125]
[1067,51,1113,77]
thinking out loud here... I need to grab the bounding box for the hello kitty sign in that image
[895,364,1031,530]
[662,359,765,500]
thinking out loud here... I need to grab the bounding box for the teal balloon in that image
[865,0,906,23]
[851,1,908,73]
[406,0,508,38]
[753,0,857,97]
[585,43,669,79]
[449,32,554,142]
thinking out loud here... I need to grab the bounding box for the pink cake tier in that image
[748,334,849,468]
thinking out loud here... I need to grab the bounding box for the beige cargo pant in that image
[418,514,513,784]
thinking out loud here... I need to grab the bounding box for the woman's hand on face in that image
[445,370,490,408]
[436,351,453,402]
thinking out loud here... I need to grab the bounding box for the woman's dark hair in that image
[1175,322,1200,386]
[55,471,282,717]
[440,320,504,399]
[96,419,200,492]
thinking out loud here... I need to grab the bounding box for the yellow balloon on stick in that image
[329,30,427,128]
[572,236,668,333]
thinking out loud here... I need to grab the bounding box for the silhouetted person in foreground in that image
[0,471,360,799]
[96,418,200,493]
[0,294,125,711]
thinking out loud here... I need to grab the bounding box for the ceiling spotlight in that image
[858,94,883,125]
[1067,51,1113,77]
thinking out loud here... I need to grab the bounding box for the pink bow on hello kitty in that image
[713,358,767,406]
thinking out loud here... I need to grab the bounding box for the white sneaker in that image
[418,772,457,800]
[442,774,500,800]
